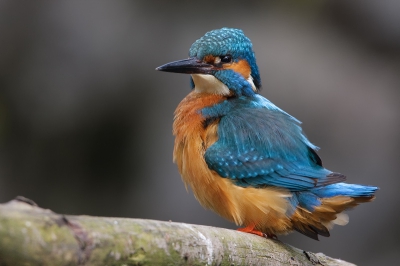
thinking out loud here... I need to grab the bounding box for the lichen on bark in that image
[0,198,355,266]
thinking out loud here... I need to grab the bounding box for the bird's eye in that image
[221,55,232,63]
[213,55,232,65]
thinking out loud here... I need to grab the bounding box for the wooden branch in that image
[0,198,354,265]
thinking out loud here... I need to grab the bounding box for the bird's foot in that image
[237,224,264,237]
[237,224,278,240]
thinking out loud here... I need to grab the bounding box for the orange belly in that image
[173,91,294,235]
[172,92,374,238]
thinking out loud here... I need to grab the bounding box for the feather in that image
[204,96,345,191]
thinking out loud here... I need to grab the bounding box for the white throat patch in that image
[192,74,230,95]
[191,74,257,95]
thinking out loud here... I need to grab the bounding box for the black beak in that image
[156,57,215,74]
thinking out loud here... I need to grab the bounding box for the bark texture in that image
[0,198,355,266]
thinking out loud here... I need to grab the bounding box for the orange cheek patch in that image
[224,59,251,79]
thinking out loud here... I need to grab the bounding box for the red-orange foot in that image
[237,224,279,239]
[237,224,265,237]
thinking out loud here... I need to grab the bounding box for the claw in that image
[265,233,278,240]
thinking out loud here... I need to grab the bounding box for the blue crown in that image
[189,28,261,89]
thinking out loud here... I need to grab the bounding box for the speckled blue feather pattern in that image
[202,93,376,212]
[189,28,261,90]
[203,95,338,191]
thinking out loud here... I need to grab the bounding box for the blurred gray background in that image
[0,0,399,265]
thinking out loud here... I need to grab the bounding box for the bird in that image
[156,28,378,240]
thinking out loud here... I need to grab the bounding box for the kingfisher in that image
[156,28,378,240]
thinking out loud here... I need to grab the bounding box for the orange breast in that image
[173,91,292,234]
[173,91,371,238]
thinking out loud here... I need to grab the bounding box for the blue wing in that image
[203,95,345,192]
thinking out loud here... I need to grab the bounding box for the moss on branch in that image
[0,198,354,265]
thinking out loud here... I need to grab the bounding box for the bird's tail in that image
[312,183,378,199]
[291,183,378,240]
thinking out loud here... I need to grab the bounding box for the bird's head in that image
[156,28,261,97]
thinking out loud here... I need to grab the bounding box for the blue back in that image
[202,95,344,191]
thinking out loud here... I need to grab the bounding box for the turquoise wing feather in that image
[203,95,346,191]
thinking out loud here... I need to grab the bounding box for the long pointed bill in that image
[156,57,215,74]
